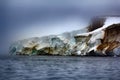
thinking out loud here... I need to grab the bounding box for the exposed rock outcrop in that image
[97,24,120,55]
[87,17,106,32]
[9,16,120,56]
[74,17,120,56]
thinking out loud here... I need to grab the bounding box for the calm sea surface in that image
[0,55,120,80]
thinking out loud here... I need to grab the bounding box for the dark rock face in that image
[74,17,120,56]
[97,24,120,54]
[9,16,120,56]
[87,17,106,32]
[104,24,120,43]
[74,35,92,44]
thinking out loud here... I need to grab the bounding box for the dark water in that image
[0,56,120,80]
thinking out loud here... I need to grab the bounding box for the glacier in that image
[9,16,120,56]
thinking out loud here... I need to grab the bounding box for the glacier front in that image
[9,16,120,56]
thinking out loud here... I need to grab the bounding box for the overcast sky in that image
[0,0,120,53]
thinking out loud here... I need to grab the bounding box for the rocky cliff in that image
[9,16,120,56]
[75,17,120,56]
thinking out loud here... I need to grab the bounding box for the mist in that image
[0,0,120,53]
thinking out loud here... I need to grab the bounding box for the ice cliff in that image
[9,16,120,56]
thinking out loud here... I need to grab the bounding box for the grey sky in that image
[0,0,120,53]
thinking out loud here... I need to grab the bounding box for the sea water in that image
[0,55,120,80]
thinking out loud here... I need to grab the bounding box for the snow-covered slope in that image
[75,17,120,56]
[9,16,120,56]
